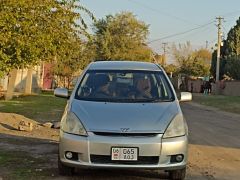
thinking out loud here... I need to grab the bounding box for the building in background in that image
[0,63,56,96]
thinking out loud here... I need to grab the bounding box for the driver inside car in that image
[93,74,112,98]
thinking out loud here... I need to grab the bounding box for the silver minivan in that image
[54,61,192,180]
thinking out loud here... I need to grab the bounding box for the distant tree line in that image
[163,42,212,78]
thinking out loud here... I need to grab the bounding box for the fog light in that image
[65,152,73,159]
[170,154,184,163]
[175,154,183,162]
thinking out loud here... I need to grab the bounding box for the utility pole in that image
[216,16,224,82]
[162,42,167,65]
[206,40,208,49]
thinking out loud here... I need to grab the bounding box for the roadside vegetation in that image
[0,150,53,180]
[211,17,240,80]
[193,94,240,114]
[0,92,67,122]
[0,93,64,179]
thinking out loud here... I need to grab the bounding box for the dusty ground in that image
[0,101,240,179]
[188,145,240,180]
[0,113,59,141]
[182,102,240,180]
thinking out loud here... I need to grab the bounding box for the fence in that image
[212,81,240,96]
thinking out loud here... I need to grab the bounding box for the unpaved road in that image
[183,102,240,148]
[182,102,240,180]
[1,102,240,179]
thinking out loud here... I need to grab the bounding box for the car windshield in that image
[75,70,175,102]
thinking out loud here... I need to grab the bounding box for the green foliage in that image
[93,12,152,61]
[0,93,67,122]
[52,37,95,88]
[163,64,179,77]
[0,0,94,78]
[210,17,240,80]
[226,17,240,56]
[193,94,240,114]
[224,17,240,80]
[225,56,240,80]
[172,42,211,76]
[210,49,226,80]
[0,150,54,179]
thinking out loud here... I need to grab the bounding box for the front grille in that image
[90,155,159,165]
[93,132,159,137]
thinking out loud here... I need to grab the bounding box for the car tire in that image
[168,168,186,180]
[58,156,74,176]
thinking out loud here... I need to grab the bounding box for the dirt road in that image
[1,102,240,179]
[183,102,240,180]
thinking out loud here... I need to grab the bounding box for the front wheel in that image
[58,156,74,176]
[168,168,186,180]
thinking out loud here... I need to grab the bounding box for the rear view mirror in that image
[179,92,192,102]
[54,88,69,98]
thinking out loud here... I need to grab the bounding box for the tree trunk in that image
[5,69,18,100]
[25,67,33,94]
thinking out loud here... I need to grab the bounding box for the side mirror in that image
[179,92,192,102]
[54,88,69,98]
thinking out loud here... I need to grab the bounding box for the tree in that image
[0,0,94,77]
[154,54,165,65]
[225,56,240,80]
[0,0,94,98]
[224,17,240,80]
[93,12,152,61]
[172,42,211,77]
[164,64,179,77]
[52,39,96,88]
[226,17,240,56]
[210,46,227,80]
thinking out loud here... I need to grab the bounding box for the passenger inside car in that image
[135,77,152,99]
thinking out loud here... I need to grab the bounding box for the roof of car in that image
[88,61,161,71]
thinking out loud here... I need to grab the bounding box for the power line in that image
[221,9,240,17]
[127,0,200,26]
[127,0,239,46]
[208,38,217,46]
[222,25,228,39]
[221,18,238,38]
[173,24,214,43]
[147,21,215,44]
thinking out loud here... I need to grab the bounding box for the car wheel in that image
[168,168,186,180]
[58,156,74,176]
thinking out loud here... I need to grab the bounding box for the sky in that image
[80,0,240,63]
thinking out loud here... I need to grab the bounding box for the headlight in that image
[163,114,187,138]
[61,111,87,136]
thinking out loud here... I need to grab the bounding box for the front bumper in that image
[59,130,188,170]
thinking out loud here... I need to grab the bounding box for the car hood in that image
[71,99,180,133]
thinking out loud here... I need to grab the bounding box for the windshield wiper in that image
[136,98,174,102]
